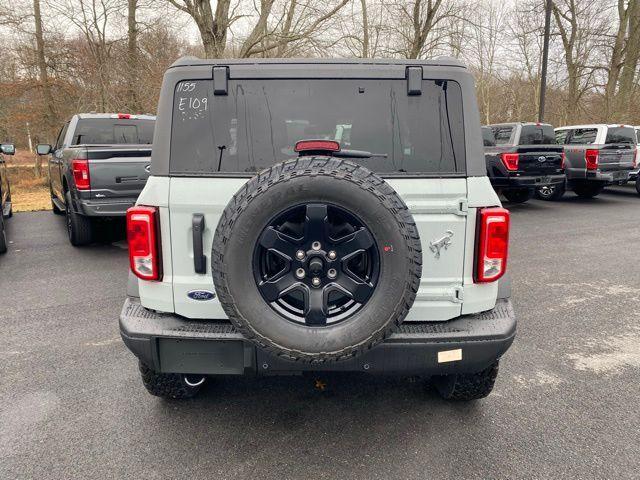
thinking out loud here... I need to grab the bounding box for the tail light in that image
[127,206,161,281]
[585,149,599,170]
[500,153,519,171]
[633,148,638,168]
[71,159,90,190]
[560,151,566,169]
[474,207,510,283]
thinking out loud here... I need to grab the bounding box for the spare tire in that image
[212,157,422,363]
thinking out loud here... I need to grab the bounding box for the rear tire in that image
[535,183,565,201]
[65,191,93,246]
[573,183,603,199]
[212,157,422,363]
[0,215,7,254]
[433,362,499,401]
[502,188,533,204]
[138,362,203,399]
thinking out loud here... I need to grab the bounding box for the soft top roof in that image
[169,56,466,69]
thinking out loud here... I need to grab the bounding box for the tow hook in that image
[183,375,206,387]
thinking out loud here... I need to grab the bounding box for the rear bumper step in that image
[584,169,630,184]
[491,174,565,189]
[78,198,136,217]
[120,297,517,376]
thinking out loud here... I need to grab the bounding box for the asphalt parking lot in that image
[1,186,639,479]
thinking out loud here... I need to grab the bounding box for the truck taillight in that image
[560,151,566,169]
[500,153,519,171]
[585,149,599,170]
[71,159,90,190]
[633,148,638,168]
[474,207,510,283]
[127,206,161,281]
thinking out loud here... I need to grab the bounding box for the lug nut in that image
[312,277,321,287]
[328,250,337,260]
[296,250,305,260]
[295,268,306,279]
[312,241,321,251]
[327,268,337,279]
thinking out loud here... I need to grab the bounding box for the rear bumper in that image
[585,169,630,184]
[119,297,517,376]
[77,198,136,217]
[491,174,565,189]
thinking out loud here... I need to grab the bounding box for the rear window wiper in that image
[333,149,388,159]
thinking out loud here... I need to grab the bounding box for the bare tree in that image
[616,0,640,120]
[391,0,458,59]
[126,0,141,112]
[466,1,508,124]
[603,0,632,117]
[552,0,602,123]
[33,0,56,175]
[163,0,232,58]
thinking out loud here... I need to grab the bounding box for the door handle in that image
[192,214,206,274]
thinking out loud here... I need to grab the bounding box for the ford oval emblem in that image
[187,290,216,301]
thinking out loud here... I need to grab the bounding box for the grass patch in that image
[7,165,51,212]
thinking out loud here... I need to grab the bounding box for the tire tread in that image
[211,157,422,363]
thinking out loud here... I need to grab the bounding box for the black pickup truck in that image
[37,113,155,245]
[483,123,565,203]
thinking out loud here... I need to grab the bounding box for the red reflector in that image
[118,113,131,119]
[475,207,510,283]
[500,153,519,171]
[294,140,340,153]
[71,159,90,190]
[126,206,161,281]
[585,149,599,170]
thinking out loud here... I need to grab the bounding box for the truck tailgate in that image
[516,145,564,174]
[598,146,635,171]
[87,147,152,199]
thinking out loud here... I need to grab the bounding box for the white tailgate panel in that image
[169,177,247,318]
[387,178,467,321]
[169,177,470,321]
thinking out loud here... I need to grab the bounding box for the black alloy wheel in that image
[253,203,379,326]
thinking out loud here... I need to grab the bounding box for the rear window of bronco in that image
[169,78,466,175]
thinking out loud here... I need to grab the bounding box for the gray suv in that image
[120,58,516,402]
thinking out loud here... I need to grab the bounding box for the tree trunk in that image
[361,0,369,58]
[605,1,629,118]
[33,0,55,176]
[618,0,640,121]
[126,0,140,112]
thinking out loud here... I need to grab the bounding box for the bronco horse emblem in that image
[429,230,454,259]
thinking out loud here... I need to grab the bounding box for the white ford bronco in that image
[120,58,516,401]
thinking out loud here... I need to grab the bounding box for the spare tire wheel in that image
[212,158,422,362]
